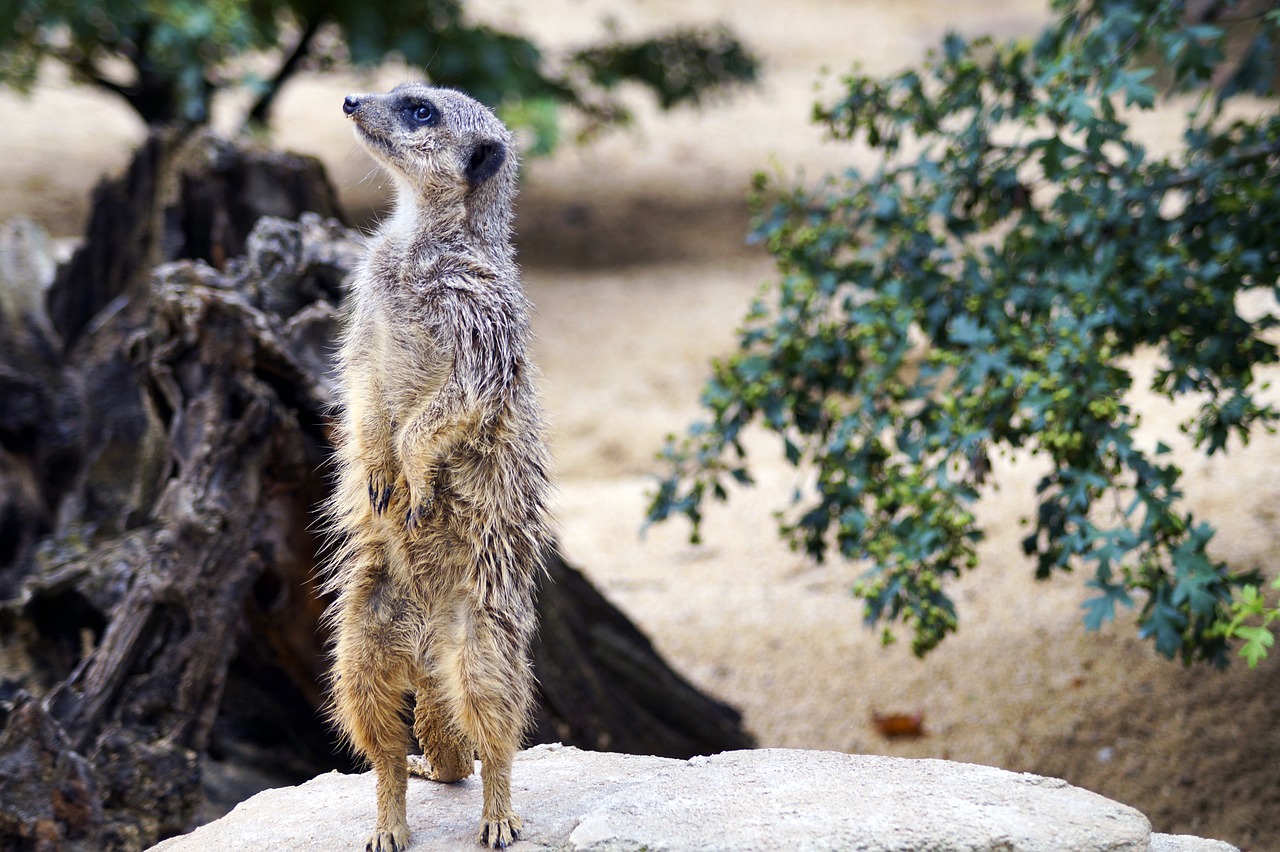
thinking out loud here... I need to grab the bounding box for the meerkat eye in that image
[398,98,438,128]
[409,103,435,124]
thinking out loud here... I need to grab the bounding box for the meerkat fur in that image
[322,83,553,852]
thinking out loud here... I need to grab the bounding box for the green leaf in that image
[783,437,802,466]
[1082,578,1134,632]
[737,354,771,382]
[1235,625,1275,668]
[1035,136,1073,180]
[1118,67,1156,108]
[949,315,994,347]
[1170,536,1224,617]
[1141,598,1189,659]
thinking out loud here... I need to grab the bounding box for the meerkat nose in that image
[343,95,361,116]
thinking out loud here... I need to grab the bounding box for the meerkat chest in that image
[370,299,450,397]
[345,275,446,396]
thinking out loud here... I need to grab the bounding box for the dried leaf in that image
[871,711,926,739]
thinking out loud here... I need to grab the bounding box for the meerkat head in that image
[342,83,516,237]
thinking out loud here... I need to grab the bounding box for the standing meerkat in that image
[322,83,552,851]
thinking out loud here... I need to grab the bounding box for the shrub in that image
[649,0,1280,665]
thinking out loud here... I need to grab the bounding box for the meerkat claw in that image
[404,485,435,533]
[367,473,393,514]
[478,816,522,849]
[368,483,392,514]
[405,502,431,535]
[365,826,407,852]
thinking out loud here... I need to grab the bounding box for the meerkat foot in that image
[365,823,409,852]
[407,753,472,783]
[478,814,522,850]
[405,503,425,534]
[406,753,432,779]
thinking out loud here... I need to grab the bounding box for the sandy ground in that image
[3,2,1279,848]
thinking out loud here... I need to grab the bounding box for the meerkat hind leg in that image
[332,589,414,851]
[410,675,475,782]
[366,750,410,852]
[339,685,412,852]
[337,661,411,851]
[447,614,531,850]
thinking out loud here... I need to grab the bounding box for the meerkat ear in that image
[464,140,507,186]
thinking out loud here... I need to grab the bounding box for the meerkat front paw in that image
[478,814,522,849]
[404,480,436,535]
[365,823,409,852]
[366,466,395,515]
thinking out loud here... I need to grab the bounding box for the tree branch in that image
[245,17,325,130]
[989,137,1280,192]
[1161,139,1280,189]
[46,39,132,103]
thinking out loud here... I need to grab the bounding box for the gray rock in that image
[1150,835,1240,852]
[151,745,1233,851]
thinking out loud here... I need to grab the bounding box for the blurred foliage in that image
[1223,575,1280,666]
[0,0,758,144]
[649,0,1280,665]
[572,24,758,110]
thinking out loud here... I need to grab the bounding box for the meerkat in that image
[322,83,552,851]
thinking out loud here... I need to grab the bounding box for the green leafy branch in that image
[648,0,1280,664]
[1219,577,1280,667]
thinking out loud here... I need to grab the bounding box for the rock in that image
[149,744,1236,851]
[1150,835,1240,852]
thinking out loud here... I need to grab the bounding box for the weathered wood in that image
[0,136,752,850]
[45,131,345,349]
[0,692,107,852]
[532,551,751,758]
[0,217,67,579]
